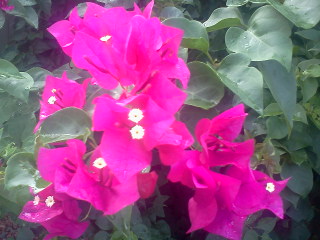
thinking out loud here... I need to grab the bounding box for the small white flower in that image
[51,88,57,93]
[100,35,111,42]
[128,108,144,123]
[47,96,57,105]
[130,125,145,139]
[33,195,40,206]
[45,196,55,207]
[93,157,107,169]
[266,182,275,193]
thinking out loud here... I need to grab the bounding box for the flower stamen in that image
[100,35,111,42]
[47,96,57,105]
[130,125,145,139]
[45,196,55,207]
[128,108,144,123]
[266,182,275,193]
[93,157,107,169]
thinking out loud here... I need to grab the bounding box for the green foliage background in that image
[0,0,320,239]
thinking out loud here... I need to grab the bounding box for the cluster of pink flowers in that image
[19,2,288,240]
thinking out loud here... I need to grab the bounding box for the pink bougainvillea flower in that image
[157,121,194,166]
[137,170,158,199]
[226,166,289,218]
[19,184,89,240]
[35,73,87,130]
[93,94,183,182]
[37,140,140,215]
[167,151,241,233]
[0,0,14,11]
[48,1,189,90]
[195,104,254,169]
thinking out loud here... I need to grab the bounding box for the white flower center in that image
[51,88,57,93]
[266,182,275,193]
[130,125,145,139]
[93,157,107,169]
[45,196,55,207]
[33,195,40,205]
[141,165,151,173]
[100,35,111,42]
[47,96,57,105]
[128,108,144,123]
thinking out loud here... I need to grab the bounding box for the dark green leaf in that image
[204,7,244,32]
[293,104,308,124]
[163,18,209,53]
[26,67,51,90]
[160,7,184,19]
[217,53,264,114]
[255,217,277,233]
[267,0,320,29]
[243,229,259,240]
[266,116,288,139]
[264,103,282,116]
[225,6,292,70]
[281,162,313,196]
[258,60,296,127]
[226,0,248,7]
[185,61,224,109]
[0,93,18,125]
[0,59,34,102]
[16,227,34,240]
[94,231,110,240]
[301,77,318,103]
[295,29,320,41]
[4,152,37,189]
[284,122,312,151]
[39,107,92,144]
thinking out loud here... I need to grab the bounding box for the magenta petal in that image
[100,130,151,183]
[207,139,254,169]
[19,202,63,223]
[47,21,75,56]
[204,209,247,240]
[187,189,217,233]
[42,214,89,240]
[142,0,154,18]
[67,166,140,215]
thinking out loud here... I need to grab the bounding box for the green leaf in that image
[255,217,277,233]
[0,93,19,125]
[4,152,37,189]
[266,116,288,139]
[204,7,244,32]
[284,122,312,151]
[303,64,320,78]
[226,0,248,7]
[295,29,320,41]
[185,61,224,109]
[39,107,92,144]
[301,77,318,103]
[225,6,292,70]
[267,0,320,29]
[281,162,313,196]
[290,149,308,165]
[0,10,5,29]
[9,1,38,28]
[18,0,37,6]
[293,104,308,124]
[26,67,51,90]
[258,60,296,128]
[163,18,209,53]
[94,231,110,240]
[243,229,259,240]
[160,7,184,19]
[264,103,282,116]
[217,53,264,114]
[0,59,34,102]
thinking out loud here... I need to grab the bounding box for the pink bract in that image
[35,73,87,131]
[37,140,140,215]
[19,184,89,240]
[47,1,189,90]
[195,104,254,169]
